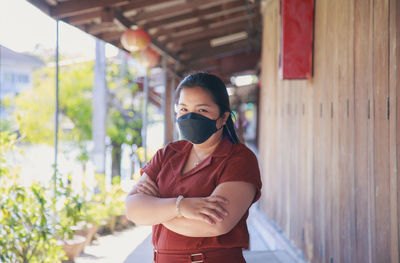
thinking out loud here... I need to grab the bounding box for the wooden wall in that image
[257,0,399,262]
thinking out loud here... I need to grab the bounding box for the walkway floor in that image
[74,223,297,263]
[75,225,152,263]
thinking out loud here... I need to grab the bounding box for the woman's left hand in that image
[178,195,229,225]
[134,173,160,197]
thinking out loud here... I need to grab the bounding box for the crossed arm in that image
[125,173,256,237]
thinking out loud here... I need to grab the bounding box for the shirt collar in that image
[210,136,233,157]
[169,136,233,157]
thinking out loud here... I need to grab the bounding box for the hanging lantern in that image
[120,28,150,52]
[138,48,159,69]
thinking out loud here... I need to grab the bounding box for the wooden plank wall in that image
[258,0,399,262]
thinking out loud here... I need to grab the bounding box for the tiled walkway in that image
[75,225,152,263]
[125,235,297,263]
[75,222,298,263]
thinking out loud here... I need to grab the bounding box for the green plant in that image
[0,131,18,180]
[0,183,65,263]
[53,173,86,240]
[80,200,108,226]
[0,131,66,262]
[92,175,126,231]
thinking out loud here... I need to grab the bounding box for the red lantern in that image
[121,28,150,52]
[139,48,159,68]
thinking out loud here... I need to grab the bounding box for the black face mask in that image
[177,112,222,144]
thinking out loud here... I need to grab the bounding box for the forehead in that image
[178,86,215,104]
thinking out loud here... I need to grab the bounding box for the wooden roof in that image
[27,0,262,80]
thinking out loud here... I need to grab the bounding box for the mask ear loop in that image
[216,111,227,131]
[224,112,237,143]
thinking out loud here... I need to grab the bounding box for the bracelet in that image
[175,195,184,217]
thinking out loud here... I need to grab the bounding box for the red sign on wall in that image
[280,0,314,79]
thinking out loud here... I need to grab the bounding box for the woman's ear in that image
[222,111,230,125]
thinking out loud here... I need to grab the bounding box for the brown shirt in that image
[142,136,262,251]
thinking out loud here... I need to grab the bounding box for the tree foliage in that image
[14,62,93,145]
[13,57,144,178]
[106,60,142,147]
[106,59,143,178]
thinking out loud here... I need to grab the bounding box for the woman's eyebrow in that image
[178,103,212,107]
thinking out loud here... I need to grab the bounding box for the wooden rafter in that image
[87,23,118,35]
[43,0,57,6]
[99,31,124,42]
[152,8,255,38]
[121,0,179,14]
[50,0,129,19]
[162,14,255,42]
[172,39,213,54]
[130,0,237,24]
[142,0,250,29]
[27,0,50,15]
[176,27,260,54]
[188,51,260,78]
[183,40,252,63]
[66,11,103,25]
[27,0,262,80]
[163,20,250,47]
[182,38,259,61]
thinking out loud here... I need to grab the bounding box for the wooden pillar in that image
[388,0,399,261]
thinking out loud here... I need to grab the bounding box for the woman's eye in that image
[199,109,208,113]
[179,108,187,112]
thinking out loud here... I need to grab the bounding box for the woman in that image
[125,72,262,263]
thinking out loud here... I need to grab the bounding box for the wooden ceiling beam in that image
[161,14,255,42]
[178,51,261,82]
[121,0,172,13]
[164,21,249,47]
[99,31,124,42]
[87,23,118,35]
[187,50,260,72]
[169,27,255,52]
[143,0,250,30]
[27,0,50,15]
[152,9,252,38]
[180,37,259,61]
[132,0,237,24]
[50,0,129,19]
[65,11,103,25]
[174,28,260,55]
[44,0,57,6]
[183,40,252,63]
[170,38,212,53]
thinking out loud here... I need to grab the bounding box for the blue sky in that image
[0,0,117,57]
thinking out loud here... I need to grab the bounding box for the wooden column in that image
[389,0,399,261]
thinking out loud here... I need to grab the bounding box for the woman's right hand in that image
[179,195,229,225]
[128,172,160,197]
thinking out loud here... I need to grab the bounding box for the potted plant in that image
[0,182,66,263]
[0,132,66,263]
[74,200,106,248]
[53,174,87,261]
[93,175,126,234]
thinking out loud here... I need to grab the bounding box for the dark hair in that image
[175,72,239,144]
